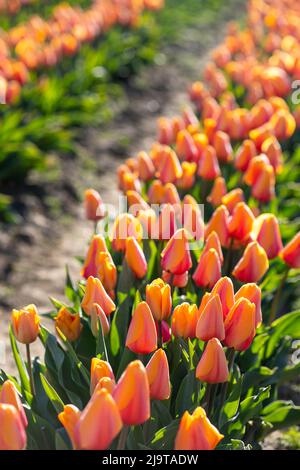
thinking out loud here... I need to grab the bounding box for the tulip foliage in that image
[1,0,300,451]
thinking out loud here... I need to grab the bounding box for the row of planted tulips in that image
[0,0,34,15]
[1,0,300,451]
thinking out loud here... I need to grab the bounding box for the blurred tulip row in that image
[1,0,300,451]
[0,0,34,15]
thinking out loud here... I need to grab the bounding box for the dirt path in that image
[0,1,246,370]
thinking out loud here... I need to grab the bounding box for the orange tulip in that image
[162,270,189,288]
[213,130,233,163]
[90,303,110,338]
[193,248,222,289]
[197,145,221,180]
[205,205,230,247]
[280,232,300,269]
[157,147,183,184]
[137,151,155,181]
[96,251,117,299]
[211,276,235,318]
[126,190,149,214]
[232,241,269,283]
[244,155,275,202]
[176,129,198,162]
[270,109,296,141]
[196,294,225,341]
[147,179,165,204]
[202,231,223,264]
[146,349,171,400]
[113,360,150,425]
[175,407,224,450]
[118,170,141,194]
[81,235,107,279]
[90,358,115,395]
[111,213,143,252]
[81,276,116,316]
[171,302,198,339]
[161,228,192,275]
[176,161,197,189]
[126,302,157,354]
[11,304,40,344]
[158,117,173,145]
[93,377,116,395]
[125,237,147,279]
[261,136,283,174]
[228,202,255,243]
[235,284,262,327]
[182,195,205,241]
[84,189,105,221]
[146,278,172,322]
[162,182,181,206]
[196,338,229,383]
[58,404,81,450]
[0,403,27,450]
[193,132,209,158]
[251,213,283,259]
[207,177,227,207]
[224,298,256,351]
[55,307,82,342]
[222,188,244,214]
[0,380,27,428]
[234,139,257,172]
[158,204,177,240]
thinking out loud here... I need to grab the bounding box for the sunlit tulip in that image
[90,303,110,338]
[162,183,181,206]
[125,237,147,279]
[161,229,192,275]
[232,241,269,283]
[224,298,256,351]
[175,407,224,450]
[157,147,183,184]
[205,205,230,247]
[137,151,155,181]
[196,338,229,383]
[228,202,255,243]
[171,302,198,339]
[96,251,117,299]
[251,214,283,259]
[182,195,205,241]
[0,404,27,450]
[193,132,209,158]
[235,284,262,327]
[81,235,107,279]
[113,360,150,425]
[146,349,171,400]
[207,177,227,207]
[58,405,81,450]
[270,109,296,141]
[146,278,172,322]
[197,145,221,180]
[211,276,235,318]
[176,129,198,162]
[158,117,173,144]
[280,232,300,269]
[252,163,275,202]
[193,248,222,289]
[196,294,225,341]
[234,139,256,172]
[84,189,105,221]
[0,380,27,428]
[111,213,143,252]
[177,161,197,189]
[261,136,283,174]
[202,231,223,264]
[147,179,165,204]
[162,270,189,288]
[81,276,116,316]
[222,188,244,214]
[55,307,82,342]
[126,302,157,354]
[126,190,149,215]
[90,358,115,395]
[11,304,40,344]
[93,377,116,395]
[213,130,233,163]
[119,170,141,193]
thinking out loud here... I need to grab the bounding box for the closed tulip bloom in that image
[146,278,172,322]
[157,147,183,184]
[213,130,233,163]
[0,380,27,428]
[146,349,171,400]
[158,117,173,145]
[126,302,157,354]
[280,232,300,268]
[11,304,40,344]
[81,276,116,316]
[161,229,192,275]
[175,407,224,450]
[193,132,209,158]
[224,298,256,351]
[125,237,147,279]
[177,161,197,189]
[126,190,149,215]
[197,145,221,180]
[0,404,27,450]
[243,154,270,186]
[113,360,150,425]
[81,235,108,279]
[176,129,198,162]
[147,179,165,204]
[58,404,81,450]
[111,213,143,252]
[198,292,212,316]
[235,284,262,327]
[252,163,275,202]
[90,303,110,338]
[207,177,227,207]
[202,231,223,264]
[55,307,82,342]
[205,205,230,247]
[251,214,283,259]
[96,251,117,299]
[232,241,269,283]
[222,188,244,214]
[119,171,141,194]
[158,204,177,240]
[171,303,199,339]
[90,358,115,395]
[228,202,255,243]
[162,183,181,206]
[234,139,256,172]
[84,189,105,221]
[261,136,283,174]
[196,294,225,341]
[137,151,155,181]
[270,109,296,141]
[162,270,189,288]
[196,338,229,383]
[193,248,222,289]
[137,208,157,238]
[211,276,235,318]
[182,195,205,241]
[93,377,116,395]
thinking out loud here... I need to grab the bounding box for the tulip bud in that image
[55,307,82,342]
[96,251,117,299]
[147,179,165,204]
[126,190,149,215]
[171,302,198,339]
[90,358,115,395]
[93,377,116,395]
[81,276,116,316]
[202,231,223,264]
[234,139,256,172]
[11,304,40,344]
[193,248,222,289]
[196,338,229,383]
[221,188,244,214]
[125,237,147,279]
[224,298,256,351]
[119,170,141,194]
[162,183,181,206]
[213,130,233,163]
[205,205,230,247]
[137,151,155,181]
[197,145,221,180]
[175,407,224,450]
[235,284,262,327]
[161,229,192,275]
[193,133,209,159]
[232,241,269,283]
[146,278,172,322]
[81,235,108,279]
[158,117,173,145]
[176,129,198,162]
[113,360,150,425]
[244,156,275,202]
[228,202,255,243]
[126,302,157,354]
[176,161,197,189]
[0,404,27,450]
[207,177,227,207]
[196,294,225,341]
[84,189,105,221]
[251,213,283,259]
[90,303,110,338]
[280,232,300,268]
[157,147,183,184]
[146,349,171,400]
[111,213,143,252]
[261,136,283,174]
[211,276,234,318]
[0,380,27,428]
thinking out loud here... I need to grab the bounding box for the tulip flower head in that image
[126,302,157,354]
[193,248,222,289]
[0,403,27,450]
[146,278,172,322]
[125,237,147,279]
[55,307,82,342]
[161,229,192,275]
[232,241,269,283]
[81,276,116,316]
[251,213,283,259]
[84,189,105,221]
[81,235,108,279]
[235,283,262,327]
[90,358,115,395]
[90,303,110,338]
[196,338,229,383]
[224,298,256,351]
[111,213,143,252]
[171,302,199,339]
[0,380,28,428]
[146,349,171,400]
[11,304,40,344]
[280,232,300,269]
[196,294,225,341]
[211,276,235,318]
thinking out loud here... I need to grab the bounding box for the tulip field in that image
[1,0,300,453]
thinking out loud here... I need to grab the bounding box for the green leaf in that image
[110,295,131,358]
[96,319,109,362]
[219,376,243,429]
[175,370,199,417]
[262,401,300,430]
[40,373,65,414]
[150,420,179,450]
[9,326,30,393]
[266,310,300,358]
[56,328,90,385]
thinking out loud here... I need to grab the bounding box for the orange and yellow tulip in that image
[90,303,110,338]
[81,235,108,279]
[205,205,230,247]
[193,248,222,289]
[0,403,27,450]
[251,213,283,259]
[228,202,255,243]
[196,294,225,341]
[171,302,198,339]
[90,358,115,395]
[202,231,223,264]
[126,302,157,354]
[84,189,105,221]
[280,232,300,269]
[196,338,229,383]
[55,307,82,342]
[0,380,27,428]
[224,298,256,351]
[232,241,269,283]
[96,251,117,299]
[161,228,192,275]
[211,276,235,318]
[222,188,244,214]
[81,276,116,316]
[207,176,227,207]
[146,349,171,400]
[197,145,221,180]
[11,304,40,344]
[111,213,143,252]
[235,284,262,327]
[125,237,147,279]
[146,278,172,322]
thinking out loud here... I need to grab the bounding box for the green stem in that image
[218,348,235,427]
[26,343,35,396]
[157,321,162,348]
[204,383,217,418]
[117,426,129,450]
[93,220,98,235]
[268,267,290,325]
